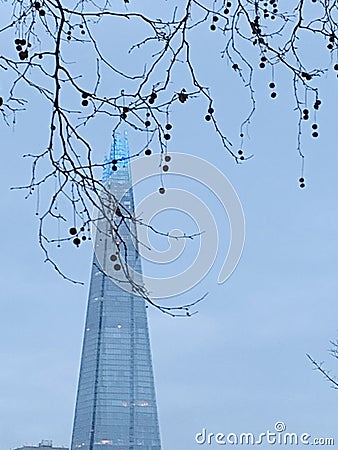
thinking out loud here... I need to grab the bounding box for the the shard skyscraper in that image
[71,133,161,450]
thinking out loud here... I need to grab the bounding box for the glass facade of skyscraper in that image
[71,134,161,450]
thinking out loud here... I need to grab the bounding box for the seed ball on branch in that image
[149,93,157,104]
[19,50,28,60]
[313,99,321,110]
[178,91,188,103]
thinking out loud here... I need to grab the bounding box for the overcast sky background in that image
[1,2,338,450]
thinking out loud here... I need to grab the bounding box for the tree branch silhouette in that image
[1,0,337,312]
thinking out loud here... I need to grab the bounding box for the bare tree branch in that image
[2,0,338,313]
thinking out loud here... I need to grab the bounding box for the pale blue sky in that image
[1,2,338,449]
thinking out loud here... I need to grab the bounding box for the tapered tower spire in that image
[71,132,161,450]
[102,132,130,182]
